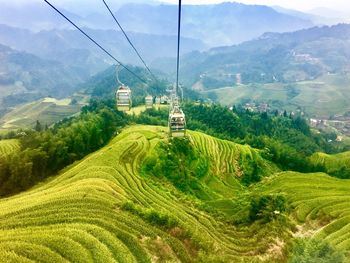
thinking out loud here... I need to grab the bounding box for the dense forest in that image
[137,103,346,175]
[0,100,127,196]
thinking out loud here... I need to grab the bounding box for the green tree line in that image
[0,99,128,196]
[137,103,342,174]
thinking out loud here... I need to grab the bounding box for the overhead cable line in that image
[102,0,157,81]
[43,0,147,84]
[176,0,182,94]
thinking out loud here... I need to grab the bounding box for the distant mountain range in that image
[115,2,314,46]
[1,2,315,47]
[0,43,87,115]
[0,24,206,76]
[0,22,205,115]
[171,24,350,88]
[0,1,348,118]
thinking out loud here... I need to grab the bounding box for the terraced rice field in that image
[0,139,20,159]
[257,172,350,256]
[0,126,288,262]
[310,151,350,174]
[210,74,350,117]
[0,97,83,130]
[189,131,278,199]
[1,125,350,262]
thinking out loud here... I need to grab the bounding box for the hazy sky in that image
[1,0,350,13]
[161,0,350,12]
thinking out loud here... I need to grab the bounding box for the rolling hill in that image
[256,171,350,257]
[310,151,350,177]
[0,125,349,261]
[0,43,89,116]
[0,96,88,131]
[208,73,350,118]
[0,44,86,97]
[176,23,350,88]
[165,24,350,118]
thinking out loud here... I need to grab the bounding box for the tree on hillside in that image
[34,120,42,132]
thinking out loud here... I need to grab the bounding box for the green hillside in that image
[0,96,89,131]
[310,151,350,178]
[0,43,88,116]
[175,24,350,118]
[209,74,350,118]
[0,125,349,262]
[257,172,350,255]
[179,24,350,87]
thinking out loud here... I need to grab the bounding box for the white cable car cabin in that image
[145,95,153,108]
[169,106,186,137]
[116,85,132,111]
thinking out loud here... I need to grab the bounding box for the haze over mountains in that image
[175,24,350,87]
[0,24,205,74]
[0,43,88,115]
[115,2,315,46]
[1,0,350,118]
[1,2,315,46]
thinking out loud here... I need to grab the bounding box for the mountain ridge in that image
[0,24,206,76]
[174,23,350,88]
[116,2,314,46]
[0,43,87,115]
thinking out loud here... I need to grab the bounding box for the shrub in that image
[289,238,344,263]
[121,201,179,229]
[249,194,287,223]
[142,138,209,199]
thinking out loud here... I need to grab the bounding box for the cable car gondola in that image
[145,95,153,108]
[116,84,132,111]
[115,64,132,111]
[169,105,186,137]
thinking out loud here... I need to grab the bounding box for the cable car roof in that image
[117,85,130,90]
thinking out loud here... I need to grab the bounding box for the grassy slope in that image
[210,74,350,117]
[0,95,89,131]
[0,139,20,159]
[0,126,285,262]
[256,172,350,256]
[310,151,350,174]
[1,125,350,262]
[126,105,168,116]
